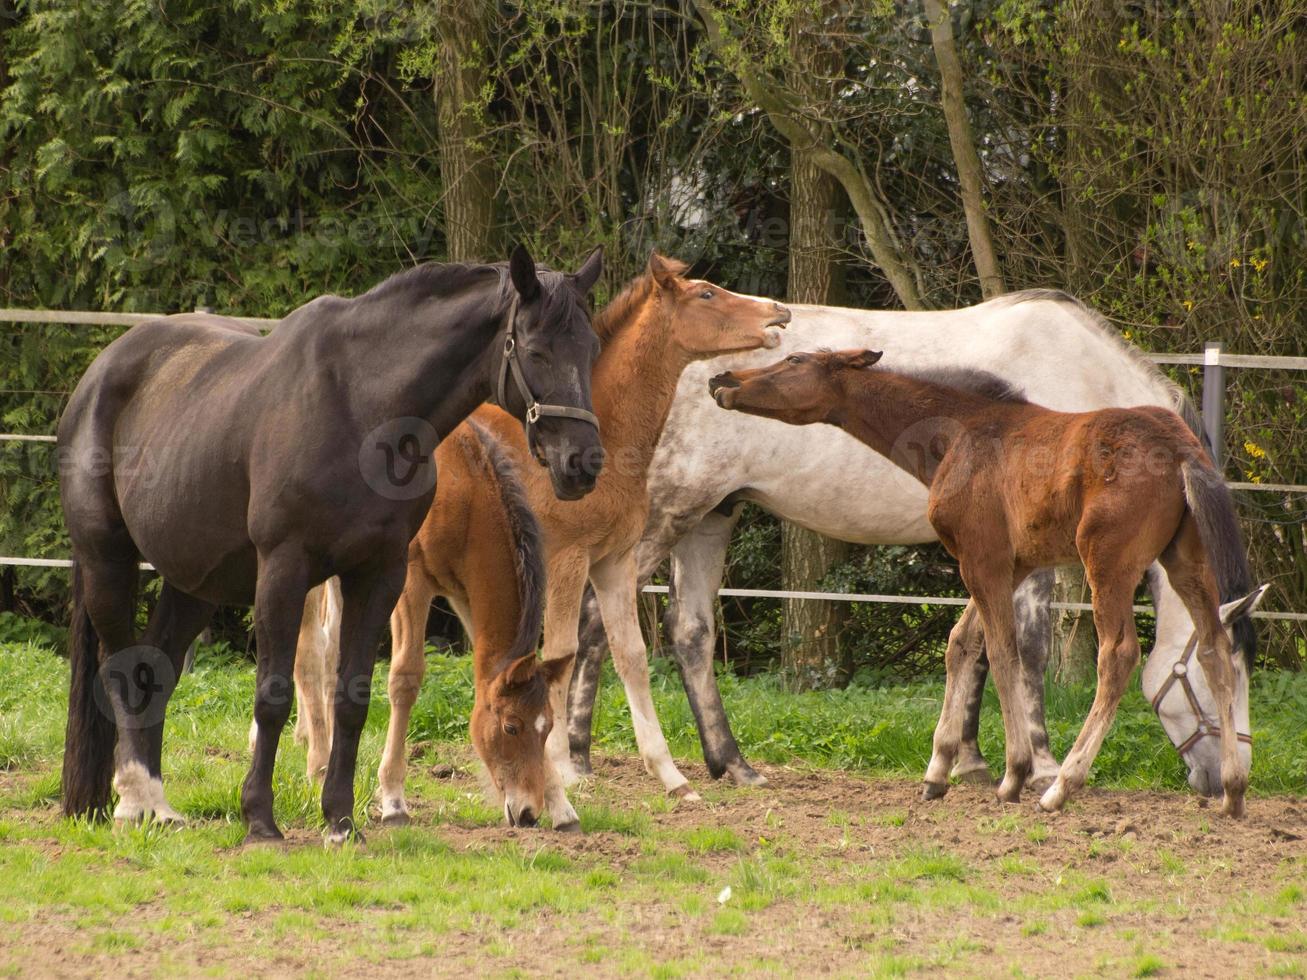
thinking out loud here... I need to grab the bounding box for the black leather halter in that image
[495,294,601,437]
[1150,630,1253,756]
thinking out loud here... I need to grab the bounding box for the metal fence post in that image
[1201,341,1225,470]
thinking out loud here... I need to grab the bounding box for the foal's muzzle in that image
[708,372,741,408]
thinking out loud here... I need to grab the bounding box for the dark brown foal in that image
[709,348,1259,817]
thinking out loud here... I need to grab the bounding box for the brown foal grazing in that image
[290,422,569,827]
[709,348,1259,817]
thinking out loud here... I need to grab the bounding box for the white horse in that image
[566,289,1262,799]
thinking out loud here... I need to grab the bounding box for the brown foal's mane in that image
[463,420,546,677]
[591,273,657,343]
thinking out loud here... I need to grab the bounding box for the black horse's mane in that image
[359,261,512,304]
[359,260,590,335]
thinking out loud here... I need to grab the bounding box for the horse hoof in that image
[669,784,701,802]
[922,781,949,801]
[995,781,1023,804]
[724,761,768,787]
[1221,795,1246,819]
[326,827,366,847]
[242,825,285,846]
[1025,775,1057,796]
[381,810,411,828]
[554,819,582,834]
[954,767,995,787]
[1037,784,1066,813]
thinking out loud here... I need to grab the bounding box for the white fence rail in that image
[4,307,1305,626]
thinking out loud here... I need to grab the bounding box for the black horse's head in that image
[499,244,605,501]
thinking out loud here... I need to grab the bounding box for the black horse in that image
[59,244,604,843]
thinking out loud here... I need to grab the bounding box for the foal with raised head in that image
[299,253,790,829]
[710,348,1259,817]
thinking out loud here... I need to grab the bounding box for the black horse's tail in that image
[1180,458,1258,666]
[61,563,116,819]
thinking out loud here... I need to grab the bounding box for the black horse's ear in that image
[573,245,603,294]
[847,349,883,369]
[509,243,541,301]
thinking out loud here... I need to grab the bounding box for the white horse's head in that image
[1142,580,1267,796]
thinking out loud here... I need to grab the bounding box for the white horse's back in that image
[651,291,1181,545]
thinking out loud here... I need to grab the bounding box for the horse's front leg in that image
[663,509,762,786]
[321,561,408,844]
[590,549,696,799]
[242,549,312,842]
[963,562,1036,804]
[541,547,592,831]
[924,601,985,798]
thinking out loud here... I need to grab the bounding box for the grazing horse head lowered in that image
[59,243,605,844]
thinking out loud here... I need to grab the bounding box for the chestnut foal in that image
[289,422,569,828]
[710,349,1259,817]
[300,254,789,829]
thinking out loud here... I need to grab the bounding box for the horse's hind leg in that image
[72,555,141,819]
[924,601,984,798]
[1157,515,1247,817]
[377,571,435,826]
[567,585,608,778]
[123,581,215,823]
[1039,553,1144,813]
[661,508,762,786]
[1013,569,1061,791]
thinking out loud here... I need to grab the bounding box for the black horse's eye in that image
[700,289,714,300]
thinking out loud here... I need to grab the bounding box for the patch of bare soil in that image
[7,755,1307,978]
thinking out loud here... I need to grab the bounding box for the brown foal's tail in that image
[1180,458,1257,664]
[61,563,116,819]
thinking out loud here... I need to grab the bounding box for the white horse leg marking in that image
[112,760,184,824]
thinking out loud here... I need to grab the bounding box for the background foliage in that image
[1,0,1303,670]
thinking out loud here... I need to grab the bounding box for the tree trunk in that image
[1051,566,1098,685]
[780,29,851,691]
[435,1,496,262]
[692,0,927,310]
[921,0,1005,299]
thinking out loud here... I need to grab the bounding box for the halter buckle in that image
[1173,661,1188,677]
[526,404,541,424]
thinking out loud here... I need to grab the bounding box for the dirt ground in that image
[6,753,1306,978]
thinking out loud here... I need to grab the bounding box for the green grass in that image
[0,632,1305,975]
